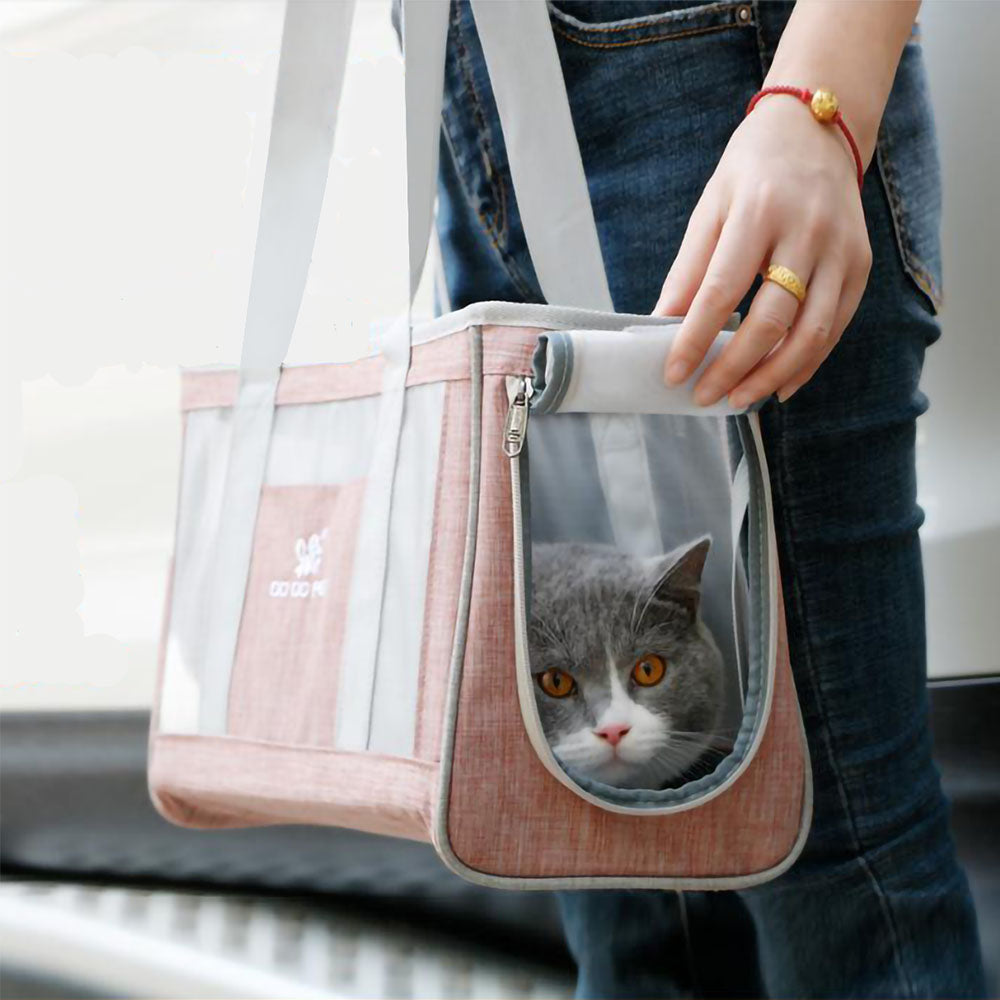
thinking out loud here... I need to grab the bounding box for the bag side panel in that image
[150,331,478,837]
[149,735,435,839]
[440,372,808,882]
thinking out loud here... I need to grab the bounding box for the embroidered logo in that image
[269,529,328,599]
[294,534,324,578]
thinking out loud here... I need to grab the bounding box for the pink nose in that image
[595,723,631,747]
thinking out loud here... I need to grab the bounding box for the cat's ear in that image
[650,537,711,620]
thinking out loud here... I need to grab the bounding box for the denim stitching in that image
[750,0,768,77]
[440,123,536,304]
[453,4,506,242]
[874,122,943,311]
[450,5,539,301]
[552,21,745,50]
[770,403,916,997]
[548,0,747,33]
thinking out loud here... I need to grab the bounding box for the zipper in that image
[503,375,566,796]
[502,376,533,457]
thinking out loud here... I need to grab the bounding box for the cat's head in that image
[528,537,724,790]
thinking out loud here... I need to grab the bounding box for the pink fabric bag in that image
[149,0,811,890]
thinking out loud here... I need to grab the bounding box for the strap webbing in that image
[470,0,612,311]
[199,1,449,735]
[240,0,357,377]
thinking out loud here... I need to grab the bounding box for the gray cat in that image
[528,537,725,790]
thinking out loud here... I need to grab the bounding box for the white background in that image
[2,1,998,710]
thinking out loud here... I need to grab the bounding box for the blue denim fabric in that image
[433,1,985,996]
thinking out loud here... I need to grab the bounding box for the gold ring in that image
[765,264,807,303]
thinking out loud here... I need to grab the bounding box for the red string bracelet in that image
[746,85,864,192]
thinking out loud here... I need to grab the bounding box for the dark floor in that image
[1,677,997,996]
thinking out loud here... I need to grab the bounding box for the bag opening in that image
[505,328,779,814]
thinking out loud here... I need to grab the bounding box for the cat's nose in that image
[595,723,631,747]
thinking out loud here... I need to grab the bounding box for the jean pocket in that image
[547,0,755,48]
[874,42,943,313]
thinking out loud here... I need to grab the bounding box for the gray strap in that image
[334,3,450,749]
[404,0,450,302]
[199,2,357,733]
[334,318,411,750]
[240,0,357,377]
[470,0,612,311]
[198,0,449,735]
[472,0,663,558]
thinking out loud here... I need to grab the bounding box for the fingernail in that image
[666,361,689,384]
[694,382,721,406]
[729,392,749,410]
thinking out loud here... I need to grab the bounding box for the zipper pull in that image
[503,376,533,458]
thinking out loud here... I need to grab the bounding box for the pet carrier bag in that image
[149,0,811,889]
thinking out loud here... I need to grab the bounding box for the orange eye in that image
[537,669,576,699]
[632,654,666,687]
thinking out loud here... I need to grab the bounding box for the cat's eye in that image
[632,654,666,687]
[537,669,576,698]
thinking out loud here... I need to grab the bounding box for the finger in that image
[692,250,811,406]
[726,261,842,409]
[663,209,770,385]
[777,266,867,401]
[653,191,724,316]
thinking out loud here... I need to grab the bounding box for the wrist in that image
[746,85,865,191]
[761,68,880,166]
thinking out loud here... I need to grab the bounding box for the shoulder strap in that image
[240,0,355,377]
[239,0,449,378]
[403,1,450,302]
[470,0,613,311]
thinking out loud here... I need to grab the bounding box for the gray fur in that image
[528,537,725,790]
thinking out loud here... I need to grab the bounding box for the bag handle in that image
[469,0,613,311]
[197,1,449,735]
[240,0,607,378]
[239,0,450,378]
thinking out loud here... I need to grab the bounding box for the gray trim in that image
[411,302,737,348]
[432,327,483,861]
[530,332,574,415]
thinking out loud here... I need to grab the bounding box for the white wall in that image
[1,1,997,711]
[916,2,1000,680]
[1,1,420,709]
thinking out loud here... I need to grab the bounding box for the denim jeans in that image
[433,1,986,996]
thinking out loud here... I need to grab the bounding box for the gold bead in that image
[810,88,839,123]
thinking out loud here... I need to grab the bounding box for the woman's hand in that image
[655,95,872,407]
